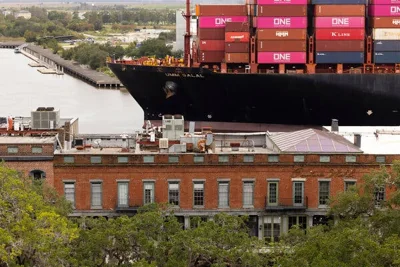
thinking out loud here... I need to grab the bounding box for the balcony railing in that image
[265,197,308,210]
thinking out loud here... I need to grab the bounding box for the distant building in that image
[14,10,31,19]
[175,10,197,51]
[1,9,12,16]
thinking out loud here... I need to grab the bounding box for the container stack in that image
[370,0,400,63]
[225,22,251,63]
[196,5,248,63]
[313,0,366,64]
[255,0,308,64]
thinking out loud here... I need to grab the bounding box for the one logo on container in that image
[332,18,349,26]
[215,18,232,25]
[273,53,291,61]
[274,18,291,26]
[391,6,400,15]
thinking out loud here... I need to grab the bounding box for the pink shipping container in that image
[370,0,400,4]
[199,16,248,28]
[369,5,400,17]
[315,17,365,28]
[258,52,306,63]
[257,0,307,4]
[256,17,307,29]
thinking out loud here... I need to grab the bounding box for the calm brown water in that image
[0,49,144,134]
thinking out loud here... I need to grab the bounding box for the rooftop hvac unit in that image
[31,109,60,130]
[159,138,169,149]
[162,115,184,140]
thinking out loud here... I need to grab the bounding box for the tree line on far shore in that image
[1,162,400,267]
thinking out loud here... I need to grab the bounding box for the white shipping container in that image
[373,28,400,40]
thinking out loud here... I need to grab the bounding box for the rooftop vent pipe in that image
[331,119,339,132]
[354,134,361,148]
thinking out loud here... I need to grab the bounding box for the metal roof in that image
[270,129,362,153]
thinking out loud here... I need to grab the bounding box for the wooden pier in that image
[22,44,122,88]
[0,41,24,49]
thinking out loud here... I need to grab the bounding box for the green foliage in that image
[129,38,173,58]
[158,30,176,42]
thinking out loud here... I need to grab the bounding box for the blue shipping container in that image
[374,40,400,52]
[311,0,367,4]
[374,52,400,63]
[316,52,364,64]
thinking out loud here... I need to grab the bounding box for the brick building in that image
[53,127,397,240]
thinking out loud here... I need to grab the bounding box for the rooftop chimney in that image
[354,134,361,148]
[331,119,339,132]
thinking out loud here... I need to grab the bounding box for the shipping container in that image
[373,28,400,40]
[316,40,364,51]
[256,17,308,28]
[371,0,400,3]
[196,5,247,16]
[369,5,400,17]
[315,52,364,63]
[315,29,365,40]
[258,52,307,63]
[374,52,400,63]
[246,0,257,4]
[257,29,307,40]
[199,40,226,51]
[199,51,225,63]
[258,0,307,4]
[257,5,307,16]
[314,17,365,28]
[198,28,226,40]
[374,40,400,51]
[311,0,367,4]
[314,5,365,17]
[199,16,248,29]
[371,17,400,28]
[258,40,307,51]
[225,32,250,42]
[225,53,250,63]
[225,42,250,53]
[225,22,250,32]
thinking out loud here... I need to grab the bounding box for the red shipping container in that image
[198,28,225,40]
[315,29,365,40]
[225,43,250,52]
[196,5,248,16]
[371,17,400,28]
[316,40,364,52]
[258,40,307,52]
[225,32,250,42]
[314,5,365,17]
[199,51,225,63]
[225,53,250,63]
[257,29,307,40]
[199,40,225,51]
[257,5,307,16]
[225,22,250,32]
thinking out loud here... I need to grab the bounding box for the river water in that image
[0,49,144,134]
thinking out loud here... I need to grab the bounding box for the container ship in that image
[108,0,400,126]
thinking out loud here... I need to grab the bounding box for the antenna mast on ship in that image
[184,0,192,66]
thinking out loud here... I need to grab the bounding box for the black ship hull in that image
[108,63,400,126]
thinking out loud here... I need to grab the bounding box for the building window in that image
[219,155,229,163]
[90,156,102,164]
[29,170,46,180]
[268,182,279,206]
[293,182,304,206]
[168,156,179,163]
[7,147,18,154]
[376,156,386,163]
[91,182,102,209]
[346,155,357,163]
[218,182,229,208]
[64,182,75,208]
[118,156,129,163]
[289,215,307,230]
[143,182,155,204]
[168,182,180,206]
[243,181,254,207]
[63,156,74,163]
[320,156,330,163]
[345,181,356,191]
[319,181,330,206]
[194,155,204,163]
[243,155,254,163]
[294,155,304,163]
[117,182,129,207]
[268,155,279,163]
[193,182,205,207]
[374,186,385,207]
[143,155,155,163]
[32,147,43,154]
[264,216,281,243]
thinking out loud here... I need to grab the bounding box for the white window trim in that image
[292,178,307,182]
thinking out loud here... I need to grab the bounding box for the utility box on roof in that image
[162,115,184,140]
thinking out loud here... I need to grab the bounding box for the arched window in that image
[29,170,46,180]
